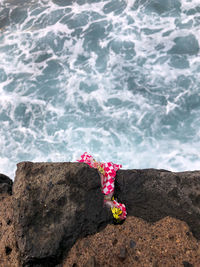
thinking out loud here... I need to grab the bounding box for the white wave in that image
[0,0,200,180]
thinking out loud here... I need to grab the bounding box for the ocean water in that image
[0,0,200,180]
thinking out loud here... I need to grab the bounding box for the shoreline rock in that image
[64,216,200,267]
[13,162,112,267]
[0,173,13,195]
[114,168,200,239]
[0,162,200,266]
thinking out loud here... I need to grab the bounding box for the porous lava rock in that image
[13,162,112,267]
[0,173,13,195]
[12,162,200,266]
[115,169,200,239]
[64,216,200,267]
[0,174,20,267]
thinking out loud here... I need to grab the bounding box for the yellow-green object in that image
[111,206,122,221]
[98,166,105,175]
[93,159,105,175]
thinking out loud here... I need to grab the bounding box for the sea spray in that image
[0,0,200,179]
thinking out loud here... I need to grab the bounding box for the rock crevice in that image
[1,163,200,266]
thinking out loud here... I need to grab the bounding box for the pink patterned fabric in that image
[77,152,122,195]
[112,200,127,220]
[77,152,127,220]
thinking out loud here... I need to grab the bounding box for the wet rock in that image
[0,173,13,195]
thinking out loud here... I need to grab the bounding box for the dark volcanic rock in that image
[115,169,200,239]
[118,247,127,261]
[13,163,200,266]
[13,162,112,267]
[0,173,13,195]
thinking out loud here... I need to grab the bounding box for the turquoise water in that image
[0,0,200,179]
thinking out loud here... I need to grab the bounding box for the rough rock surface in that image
[13,162,112,267]
[0,162,198,267]
[0,173,13,195]
[1,199,200,267]
[64,216,200,267]
[115,169,200,239]
[0,194,20,266]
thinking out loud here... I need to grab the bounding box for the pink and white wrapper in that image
[77,152,122,195]
[77,152,127,220]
